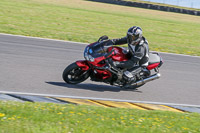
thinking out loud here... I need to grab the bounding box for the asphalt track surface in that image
[0,34,200,105]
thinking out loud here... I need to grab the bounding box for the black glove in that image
[111,37,127,45]
[111,39,117,45]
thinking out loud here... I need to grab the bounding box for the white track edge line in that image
[0,91,200,108]
[0,33,88,45]
[0,33,199,58]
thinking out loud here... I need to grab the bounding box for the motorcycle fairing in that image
[76,60,112,80]
[88,56,106,67]
[93,69,112,80]
[107,47,129,62]
[76,60,90,71]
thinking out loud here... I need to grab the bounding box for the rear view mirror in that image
[98,35,109,42]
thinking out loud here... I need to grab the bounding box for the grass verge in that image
[0,101,200,133]
[0,0,200,56]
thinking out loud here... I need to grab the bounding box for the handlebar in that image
[105,48,115,58]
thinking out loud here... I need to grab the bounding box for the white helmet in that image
[127,26,142,45]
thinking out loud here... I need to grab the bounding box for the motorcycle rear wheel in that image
[62,62,90,84]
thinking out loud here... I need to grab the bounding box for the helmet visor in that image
[127,32,138,44]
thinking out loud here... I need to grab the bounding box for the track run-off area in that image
[0,33,200,107]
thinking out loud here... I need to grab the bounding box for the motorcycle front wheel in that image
[62,62,90,84]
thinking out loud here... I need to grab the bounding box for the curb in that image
[0,92,200,113]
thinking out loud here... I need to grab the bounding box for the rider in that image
[111,26,149,84]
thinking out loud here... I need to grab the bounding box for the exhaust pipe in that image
[132,73,161,86]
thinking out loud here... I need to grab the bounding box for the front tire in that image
[62,62,90,84]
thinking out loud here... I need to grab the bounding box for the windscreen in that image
[89,40,113,58]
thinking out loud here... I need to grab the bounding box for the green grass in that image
[0,101,200,133]
[0,0,200,56]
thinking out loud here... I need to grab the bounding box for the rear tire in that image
[62,62,90,84]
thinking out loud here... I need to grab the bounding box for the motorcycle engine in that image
[123,71,137,84]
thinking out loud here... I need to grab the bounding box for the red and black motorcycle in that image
[63,36,163,89]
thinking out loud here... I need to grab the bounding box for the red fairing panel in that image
[89,56,106,66]
[95,69,112,80]
[147,63,160,70]
[76,60,90,71]
[107,47,129,62]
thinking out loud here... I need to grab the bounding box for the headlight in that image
[84,47,94,62]
[88,55,94,62]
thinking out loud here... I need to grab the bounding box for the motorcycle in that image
[62,36,163,89]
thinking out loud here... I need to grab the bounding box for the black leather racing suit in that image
[112,36,149,70]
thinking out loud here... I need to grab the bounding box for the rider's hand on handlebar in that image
[111,39,116,45]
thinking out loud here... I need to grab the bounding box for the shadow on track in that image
[45,81,142,93]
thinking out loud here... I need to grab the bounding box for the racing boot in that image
[123,67,143,88]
